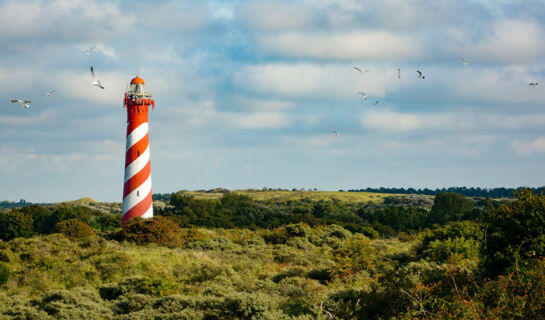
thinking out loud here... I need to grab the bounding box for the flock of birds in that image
[7,50,541,139]
[331,56,539,138]
[10,46,104,109]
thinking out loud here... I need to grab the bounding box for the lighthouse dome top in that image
[131,76,145,85]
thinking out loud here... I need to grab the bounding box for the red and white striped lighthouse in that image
[122,76,155,227]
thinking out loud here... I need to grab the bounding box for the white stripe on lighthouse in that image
[124,146,150,182]
[126,123,149,150]
[141,204,153,219]
[122,175,152,214]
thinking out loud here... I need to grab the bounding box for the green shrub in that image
[114,293,154,314]
[117,216,184,248]
[0,262,10,285]
[285,223,312,238]
[100,277,176,300]
[55,219,96,240]
[38,288,112,319]
[323,224,352,240]
[0,210,34,240]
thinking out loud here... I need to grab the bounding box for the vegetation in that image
[0,189,544,318]
[349,186,545,198]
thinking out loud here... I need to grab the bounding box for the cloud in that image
[511,137,545,156]
[360,109,545,132]
[225,111,291,129]
[0,110,57,126]
[234,63,404,99]
[238,1,319,31]
[0,0,133,41]
[254,31,421,60]
[452,19,545,65]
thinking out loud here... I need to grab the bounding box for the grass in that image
[182,190,396,204]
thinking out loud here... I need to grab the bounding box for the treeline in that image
[1,192,488,241]
[156,192,489,237]
[348,186,545,198]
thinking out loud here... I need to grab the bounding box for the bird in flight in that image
[358,92,368,100]
[11,99,32,109]
[397,67,401,79]
[460,57,468,66]
[353,67,370,74]
[417,70,426,79]
[332,130,339,137]
[40,89,55,97]
[529,82,539,87]
[90,66,105,89]
[83,46,96,53]
[374,100,380,106]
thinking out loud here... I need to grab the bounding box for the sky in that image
[1,0,545,202]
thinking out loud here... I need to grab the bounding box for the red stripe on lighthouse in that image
[122,190,153,227]
[123,160,151,198]
[125,134,149,167]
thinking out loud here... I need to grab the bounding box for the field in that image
[179,190,395,203]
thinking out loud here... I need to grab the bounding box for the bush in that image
[0,262,10,285]
[285,223,312,238]
[484,189,545,276]
[38,289,112,319]
[0,210,34,240]
[428,192,474,225]
[116,216,184,248]
[55,219,96,240]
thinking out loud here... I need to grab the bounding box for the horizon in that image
[2,0,545,203]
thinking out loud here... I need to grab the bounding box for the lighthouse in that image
[122,76,155,227]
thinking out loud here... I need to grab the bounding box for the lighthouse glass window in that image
[131,83,144,95]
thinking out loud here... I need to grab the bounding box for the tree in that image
[427,192,474,225]
[484,189,545,276]
[0,211,34,240]
[55,219,96,240]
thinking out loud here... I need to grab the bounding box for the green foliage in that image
[428,192,474,225]
[484,189,545,276]
[0,189,543,319]
[358,205,429,235]
[55,219,96,240]
[115,216,184,248]
[0,210,34,240]
[419,221,484,263]
[0,262,10,285]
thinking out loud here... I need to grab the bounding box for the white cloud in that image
[238,1,318,31]
[255,31,421,60]
[360,109,545,132]
[283,134,335,147]
[461,19,545,64]
[0,110,57,126]
[511,137,545,156]
[0,0,133,41]
[226,111,291,129]
[235,63,404,99]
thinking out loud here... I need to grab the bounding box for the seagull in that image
[40,89,55,97]
[332,130,339,137]
[83,46,96,53]
[353,67,370,74]
[397,67,401,79]
[460,57,468,66]
[357,92,368,100]
[90,66,104,89]
[417,70,425,79]
[11,99,32,109]
[529,82,539,87]
[374,100,380,105]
